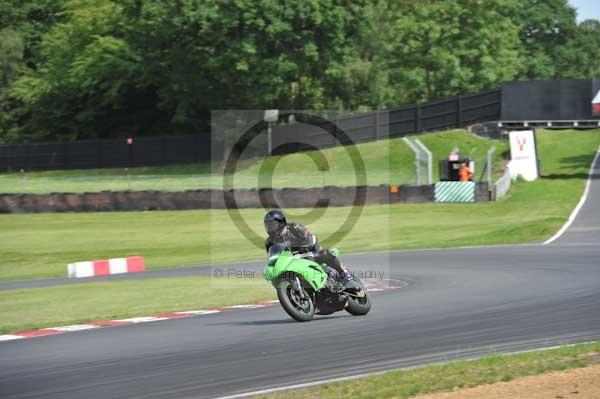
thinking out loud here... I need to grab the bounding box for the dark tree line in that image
[0,0,599,143]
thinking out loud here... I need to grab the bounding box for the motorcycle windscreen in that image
[267,243,288,266]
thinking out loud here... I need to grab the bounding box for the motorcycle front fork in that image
[292,276,306,299]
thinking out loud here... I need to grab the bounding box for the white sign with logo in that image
[508,130,539,181]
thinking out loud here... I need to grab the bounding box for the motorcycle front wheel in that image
[276,278,315,322]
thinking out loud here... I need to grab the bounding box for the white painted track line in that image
[544,147,600,245]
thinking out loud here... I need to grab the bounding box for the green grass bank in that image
[0,276,275,334]
[258,342,600,399]
[0,130,598,281]
[0,130,505,193]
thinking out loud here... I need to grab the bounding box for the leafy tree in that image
[0,28,24,142]
[0,28,23,98]
[1,0,599,143]
[0,1,67,142]
[0,0,67,68]
[8,0,364,141]
[511,0,578,79]
[9,0,171,141]
[553,19,600,79]
[323,0,396,110]
[375,0,522,103]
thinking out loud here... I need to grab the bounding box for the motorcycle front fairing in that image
[263,244,328,291]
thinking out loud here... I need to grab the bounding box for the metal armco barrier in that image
[435,181,476,202]
[495,168,512,199]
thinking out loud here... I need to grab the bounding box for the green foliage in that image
[554,19,600,78]
[0,28,24,143]
[9,0,152,140]
[0,0,599,142]
[512,0,578,79]
[0,29,23,89]
[0,0,67,67]
[373,0,522,103]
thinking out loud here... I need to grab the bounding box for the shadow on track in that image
[208,315,344,326]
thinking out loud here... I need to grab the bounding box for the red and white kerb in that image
[67,256,145,278]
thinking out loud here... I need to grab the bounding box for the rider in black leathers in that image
[264,209,348,281]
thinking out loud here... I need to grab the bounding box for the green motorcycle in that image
[263,243,371,322]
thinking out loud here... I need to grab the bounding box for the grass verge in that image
[0,276,275,334]
[0,130,505,193]
[0,130,599,281]
[257,342,600,399]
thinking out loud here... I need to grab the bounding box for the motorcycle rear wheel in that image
[276,279,315,322]
[345,281,371,316]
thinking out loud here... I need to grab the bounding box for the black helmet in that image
[264,209,286,236]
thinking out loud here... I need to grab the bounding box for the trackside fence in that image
[272,90,501,154]
[0,134,211,172]
[0,89,501,172]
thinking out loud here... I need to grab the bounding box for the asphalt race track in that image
[1,154,599,399]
